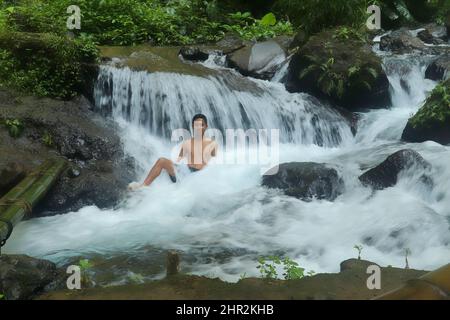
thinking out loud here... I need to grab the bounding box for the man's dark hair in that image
[192,113,207,126]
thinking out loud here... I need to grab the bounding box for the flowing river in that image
[4,49,450,284]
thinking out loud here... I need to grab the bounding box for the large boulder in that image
[0,254,58,300]
[287,28,390,110]
[0,89,136,215]
[0,163,25,197]
[379,29,426,54]
[359,149,432,190]
[227,39,287,80]
[425,54,450,81]
[262,162,344,201]
[402,78,450,145]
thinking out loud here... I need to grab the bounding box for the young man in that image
[129,114,217,190]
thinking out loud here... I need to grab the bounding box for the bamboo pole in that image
[0,158,67,244]
[0,160,53,215]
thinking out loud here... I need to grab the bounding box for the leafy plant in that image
[256,255,313,280]
[354,244,363,260]
[239,272,247,281]
[257,256,280,279]
[4,119,24,138]
[299,55,345,98]
[282,257,305,280]
[42,131,53,147]
[78,258,94,287]
[0,293,5,300]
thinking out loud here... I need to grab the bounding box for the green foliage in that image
[223,11,293,41]
[281,257,305,280]
[4,119,24,138]
[0,32,98,99]
[0,293,5,300]
[354,244,364,260]
[257,256,280,279]
[42,131,53,147]
[79,258,92,270]
[1,1,292,46]
[256,255,313,280]
[299,55,345,98]
[273,0,380,34]
[410,80,450,129]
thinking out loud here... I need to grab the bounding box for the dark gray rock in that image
[0,254,58,300]
[425,54,450,81]
[262,162,344,201]
[288,28,390,110]
[0,163,25,197]
[380,29,426,54]
[179,46,210,62]
[359,149,432,190]
[0,89,136,215]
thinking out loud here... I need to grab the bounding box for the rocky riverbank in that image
[0,88,136,216]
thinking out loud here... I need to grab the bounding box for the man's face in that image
[193,119,207,137]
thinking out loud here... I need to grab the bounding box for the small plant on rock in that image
[354,244,363,260]
[4,119,24,138]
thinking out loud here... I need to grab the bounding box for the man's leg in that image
[143,157,176,186]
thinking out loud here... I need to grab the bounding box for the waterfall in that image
[94,65,354,147]
[4,52,450,284]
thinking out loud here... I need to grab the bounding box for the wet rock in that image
[340,259,380,272]
[0,254,58,300]
[417,29,443,45]
[359,149,432,190]
[0,89,136,215]
[402,78,450,145]
[216,33,245,54]
[179,46,210,62]
[0,163,25,197]
[288,28,390,110]
[425,54,450,81]
[227,39,286,80]
[262,162,344,201]
[380,29,426,54]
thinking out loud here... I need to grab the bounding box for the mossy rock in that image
[0,32,98,99]
[402,78,450,145]
[287,28,390,110]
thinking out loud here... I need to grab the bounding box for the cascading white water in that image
[94,65,353,147]
[4,53,450,284]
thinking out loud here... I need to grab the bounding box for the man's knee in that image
[157,157,171,167]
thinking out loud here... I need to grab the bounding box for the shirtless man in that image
[129,114,217,190]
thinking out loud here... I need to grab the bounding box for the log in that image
[0,159,66,245]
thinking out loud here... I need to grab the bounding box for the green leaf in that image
[260,12,276,26]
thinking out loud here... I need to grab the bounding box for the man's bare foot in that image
[128,182,144,191]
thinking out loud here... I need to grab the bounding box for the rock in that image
[340,259,380,272]
[227,39,286,80]
[417,29,443,45]
[359,149,432,190]
[216,33,245,54]
[179,46,210,62]
[289,30,309,49]
[0,89,136,215]
[402,78,450,145]
[0,254,57,300]
[380,29,425,54]
[287,28,390,110]
[425,54,450,81]
[262,162,344,201]
[272,35,294,52]
[0,163,25,197]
